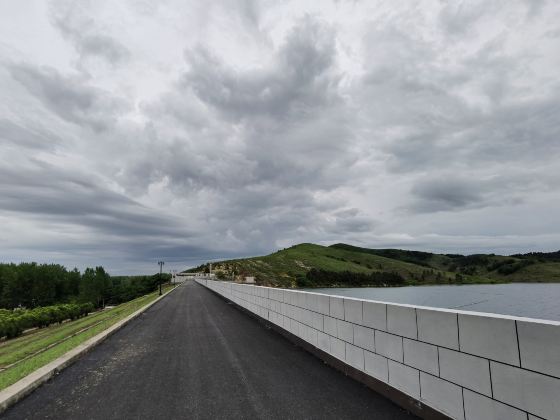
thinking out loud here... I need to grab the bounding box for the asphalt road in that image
[3,281,417,420]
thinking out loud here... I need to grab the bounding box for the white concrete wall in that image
[196,279,560,420]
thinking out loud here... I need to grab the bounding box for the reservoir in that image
[305,283,560,321]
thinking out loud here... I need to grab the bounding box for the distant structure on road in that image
[176,272,215,282]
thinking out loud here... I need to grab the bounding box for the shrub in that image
[0,302,95,339]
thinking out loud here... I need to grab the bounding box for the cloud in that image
[8,62,127,131]
[0,160,190,238]
[0,119,60,150]
[49,1,130,66]
[182,17,337,121]
[1,1,560,272]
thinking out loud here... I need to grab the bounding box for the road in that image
[3,281,417,420]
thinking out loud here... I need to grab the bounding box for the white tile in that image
[388,360,420,398]
[439,348,492,396]
[302,309,314,327]
[344,299,363,324]
[337,319,354,343]
[298,323,308,340]
[463,389,527,420]
[346,343,365,371]
[329,296,345,319]
[417,309,459,350]
[311,312,323,331]
[324,316,337,336]
[317,331,330,352]
[316,294,330,315]
[364,351,389,382]
[491,361,560,420]
[403,339,439,376]
[353,324,375,352]
[375,330,403,362]
[296,292,306,309]
[329,336,346,360]
[305,293,318,311]
[307,327,318,347]
[420,373,464,420]
[283,315,290,330]
[517,320,560,378]
[458,314,519,365]
[387,305,417,339]
[363,301,387,330]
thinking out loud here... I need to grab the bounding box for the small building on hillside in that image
[244,276,255,284]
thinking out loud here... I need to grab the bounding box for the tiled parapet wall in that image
[196,279,560,420]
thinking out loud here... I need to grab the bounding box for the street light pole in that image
[158,261,164,295]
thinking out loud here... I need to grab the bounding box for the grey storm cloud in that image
[1,0,560,273]
[183,17,337,120]
[8,63,127,132]
[0,161,191,239]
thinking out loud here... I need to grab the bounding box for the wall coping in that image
[221,281,560,326]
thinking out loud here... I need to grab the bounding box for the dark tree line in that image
[298,269,405,288]
[0,263,171,309]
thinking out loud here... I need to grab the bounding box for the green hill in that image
[189,243,560,288]
[330,244,560,283]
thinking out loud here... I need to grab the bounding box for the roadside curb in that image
[0,284,181,414]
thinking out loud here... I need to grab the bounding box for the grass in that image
[213,243,461,287]
[0,284,175,391]
[209,243,560,287]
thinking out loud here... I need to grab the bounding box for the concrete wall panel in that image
[387,305,417,339]
[375,331,403,362]
[417,309,459,350]
[458,314,519,365]
[420,373,464,420]
[388,360,420,398]
[197,280,559,420]
[517,321,560,378]
[463,389,527,420]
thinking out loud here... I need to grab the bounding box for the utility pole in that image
[158,261,165,295]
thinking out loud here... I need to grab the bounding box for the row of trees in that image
[0,302,94,339]
[0,263,171,310]
[298,269,405,288]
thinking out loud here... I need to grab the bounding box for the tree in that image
[79,267,112,308]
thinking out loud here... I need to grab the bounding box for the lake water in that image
[305,283,560,321]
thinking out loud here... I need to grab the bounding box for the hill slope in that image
[329,244,560,284]
[189,243,560,288]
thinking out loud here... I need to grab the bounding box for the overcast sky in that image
[1,1,559,274]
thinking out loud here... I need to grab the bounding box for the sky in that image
[1,0,559,275]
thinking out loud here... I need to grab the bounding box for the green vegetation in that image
[0,284,174,391]
[0,303,94,339]
[192,243,560,287]
[0,262,172,309]
[299,269,405,288]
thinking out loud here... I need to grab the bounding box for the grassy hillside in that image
[193,243,560,288]
[330,244,560,283]
[196,244,479,287]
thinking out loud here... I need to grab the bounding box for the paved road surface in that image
[3,281,417,420]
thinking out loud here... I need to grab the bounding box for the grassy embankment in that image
[0,284,175,390]
[198,243,560,288]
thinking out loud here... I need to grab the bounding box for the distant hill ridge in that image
[188,243,560,288]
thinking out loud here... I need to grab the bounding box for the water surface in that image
[305,283,560,321]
